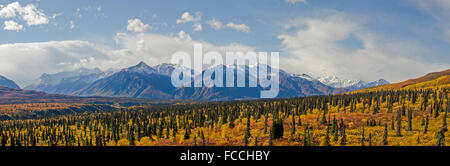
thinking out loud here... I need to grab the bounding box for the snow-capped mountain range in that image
[280,72,389,90]
[316,75,389,90]
[25,68,115,95]
[16,62,389,100]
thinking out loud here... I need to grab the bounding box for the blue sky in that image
[0,0,449,86]
[0,0,438,49]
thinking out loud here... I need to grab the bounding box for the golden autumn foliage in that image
[0,103,119,121]
[0,87,448,146]
[356,69,450,92]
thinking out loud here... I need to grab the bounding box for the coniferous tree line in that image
[0,88,448,146]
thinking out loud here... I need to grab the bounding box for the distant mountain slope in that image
[25,68,114,95]
[0,103,119,121]
[74,62,176,99]
[0,86,177,105]
[279,70,347,97]
[363,79,390,89]
[357,69,450,92]
[388,69,450,88]
[0,86,187,120]
[317,75,389,91]
[175,64,344,100]
[0,75,20,89]
[153,63,178,76]
[403,75,450,89]
[24,62,349,100]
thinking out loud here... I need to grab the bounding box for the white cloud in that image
[206,18,224,30]
[193,23,202,32]
[17,3,49,25]
[127,18,150,33]
[177,30,192,41]
[207,18,251,33]
[74,6,105,19]
[113,32,253,69]
[3,20,23,31]
[69,20,75,30]
[0,41,113,86]
[0,1,49,28]
[51,13,63,19]
[176,12,202,32]
[278,13,449,82]
[285,0,307,5]
[75,8,82,18]
[176,12,198,24]
[0,2,19,18]
[226,22,250,32]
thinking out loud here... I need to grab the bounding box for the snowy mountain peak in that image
[317,75,362,88]
[316,75,389,90]
[133,61,151,69]
[154,63,177,76]
[375,79,389,84]
[154,63,175,68]
[124,61,156,75]
[291,73,316,81]
[36,68,106,86]
[365,79,390,87]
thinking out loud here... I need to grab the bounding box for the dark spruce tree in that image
[382,124,388,146]
[407,108,413,131]
[396,110,402,137]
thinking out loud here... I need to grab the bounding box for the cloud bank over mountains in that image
[0,18,254,86]
[278,11,449,83]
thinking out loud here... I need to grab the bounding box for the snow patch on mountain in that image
[318,75,362,88]
[123,61,157,75]
[317,75,389,90]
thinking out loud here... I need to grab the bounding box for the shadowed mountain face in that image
[4,67,448,103]
[0,86,95,105]
[174,72,346,101]
[173,64,263,100]
[25,62,350,100]
[76,63,344,100]
[25,68,114,95]
[72,62,176,99]
[74,70,175,99]
[0,75,20,89]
